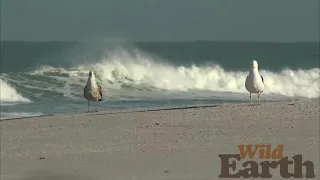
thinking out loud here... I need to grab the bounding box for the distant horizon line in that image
[1,40,319,43]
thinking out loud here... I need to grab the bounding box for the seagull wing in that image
[260,75,264,83]
[84,84,87,95]
[98,84,103,98]
[83,84,89,99]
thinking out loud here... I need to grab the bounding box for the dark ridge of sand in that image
[1,99,319,180]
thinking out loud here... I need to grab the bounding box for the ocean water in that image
[0,41,319,119]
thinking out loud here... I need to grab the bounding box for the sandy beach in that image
[1,99,319,180]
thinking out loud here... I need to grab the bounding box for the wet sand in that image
[1,99,319,180]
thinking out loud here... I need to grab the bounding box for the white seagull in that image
[84,71,103,112]
[245,60,264,105]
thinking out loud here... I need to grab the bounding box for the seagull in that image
[245,60,264,105]
[84,71,103,112]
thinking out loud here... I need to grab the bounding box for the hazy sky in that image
[1,0,319,42]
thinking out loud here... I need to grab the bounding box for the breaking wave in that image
[0,48,319,103]
[0,78,31,104]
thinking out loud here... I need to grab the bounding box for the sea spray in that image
[1,49,319,102]
[0,78,31,104]
[1,42,319,119]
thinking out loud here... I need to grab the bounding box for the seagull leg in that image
[87,101,90,112]
[258,92,260,102]
[95,102,99,112]
[250,93,252,105]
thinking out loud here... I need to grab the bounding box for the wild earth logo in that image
[218,144,316,178]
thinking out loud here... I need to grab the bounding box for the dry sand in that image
[1,99,319,180]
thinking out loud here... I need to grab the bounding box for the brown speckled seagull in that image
[84,71,103,112]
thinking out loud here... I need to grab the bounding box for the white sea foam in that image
[0,79,31,104]
[9,48,320,99]
[0,112,44,120]
[79,50,319,98]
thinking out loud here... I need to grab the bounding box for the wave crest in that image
[2,48,319,102]
[30,49,319,99]
[0,79,31,104]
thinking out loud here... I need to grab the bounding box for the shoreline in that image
[0,97,305,121]
[1,99,319,179]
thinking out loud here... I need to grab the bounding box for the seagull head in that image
[88,71,96,79]
[252,60,258,69]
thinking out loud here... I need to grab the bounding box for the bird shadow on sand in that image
[85,110,99,113]
[246,104,262,106]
